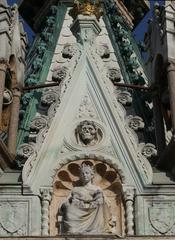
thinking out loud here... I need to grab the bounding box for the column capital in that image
[123,185,135,201]
[40,188,52,202]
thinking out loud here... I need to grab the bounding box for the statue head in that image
[80,163,94,184]
[75,120,98,146]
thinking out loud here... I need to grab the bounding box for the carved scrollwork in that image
[127,115,145,131]
[52,66,68,82]
[16,143,36,167]
[116,90,132,106]
[107,68,121,83]
[62,44,76,59]
[41,90,58,106]
[96,44,110,58]
[139,143,157,159]
[30,116,48,133]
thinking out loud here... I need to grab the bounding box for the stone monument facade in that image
[0,0,175,240]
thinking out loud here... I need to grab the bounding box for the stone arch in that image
[55,153,126,183]
[49,158,126,236]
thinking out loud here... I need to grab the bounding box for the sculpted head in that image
[80,163,94,185]
[76,120,98,146]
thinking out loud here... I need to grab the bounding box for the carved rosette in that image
[41,91,58,107]
[139,143,157,159]
[96,44,110,58]
[52,66,68,82]
[40,189,52,236]
[127,115,145,131]
[30,116,48,133]
[62,44,76,59]
[107,68,121,83]
[16,143,36,167]
[3,88,13,106]
[116,91,132,106]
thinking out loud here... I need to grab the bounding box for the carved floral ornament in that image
[116,90,132,106]
[41,90,58,106]
[107,67,121,83]
[52,66,68,82]
[16,143,36,167]
[96,44,110,58]
[30,116,48,132]
[75,120,103,146]
[62,44,77,59]
[50,159,124,236]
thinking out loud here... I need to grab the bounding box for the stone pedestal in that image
[70,15,101,46]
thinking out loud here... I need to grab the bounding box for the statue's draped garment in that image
[60,184,112,234]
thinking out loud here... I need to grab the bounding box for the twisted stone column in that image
[40,189,52,236]
[123,188,135,236]
[7,88,21,158]
[0,59,7,124]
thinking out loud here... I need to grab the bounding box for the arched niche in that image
[49,159,125,236]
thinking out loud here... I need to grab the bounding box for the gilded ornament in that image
[69,0,103,21]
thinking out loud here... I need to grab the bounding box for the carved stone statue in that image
[75,120,101,146]
[59,163,113,234]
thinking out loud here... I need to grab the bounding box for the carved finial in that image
[69,0,103,21]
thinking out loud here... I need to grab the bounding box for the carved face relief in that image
[75,120,101,146]
[80,163,94,184]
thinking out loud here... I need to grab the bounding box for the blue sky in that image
[7,0,165,43]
